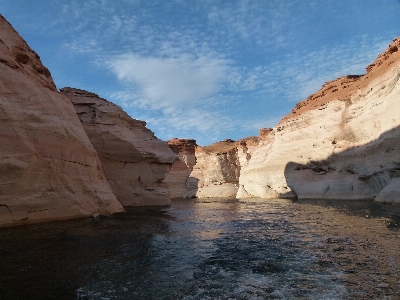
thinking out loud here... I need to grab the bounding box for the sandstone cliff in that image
[168,137,258,198]
[60,88,178,206]
[238,37,400,203]
[0,15,123,227]
[191,139,240,198]
[164,138,197,198]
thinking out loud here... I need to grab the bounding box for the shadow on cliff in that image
[284,125,400,201]
[185,176,200,198]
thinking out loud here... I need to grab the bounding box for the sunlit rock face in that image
[0,15,124,227]
[61,87,178,206]
[239,37,400,203]
[164,138,197,198]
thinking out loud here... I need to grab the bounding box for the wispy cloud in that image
[281,37,390,101]
[206,0,292,47]
[107,53,231,110]
[232,36,392,105]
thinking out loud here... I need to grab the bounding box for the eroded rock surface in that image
[61,88,178,206]
[164,138,197,198]
[0,15,123,227]
[239,37,400,203]
[184,137,258,198]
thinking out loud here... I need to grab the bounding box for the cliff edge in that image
[61,87,178,206]
[164,138,197,198]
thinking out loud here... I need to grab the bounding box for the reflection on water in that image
[0,198,400,299]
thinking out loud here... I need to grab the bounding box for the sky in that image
[1,1,399,146]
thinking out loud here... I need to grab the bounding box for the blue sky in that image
[1,1,399,145]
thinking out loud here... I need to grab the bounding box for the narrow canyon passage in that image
[1,198,400,299]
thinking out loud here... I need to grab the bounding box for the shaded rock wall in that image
[239,37,400,203]
[61,88,178,206]
[191,139,240,198]
[0,15,123,227]
[164,138,197,198]
[168,137,258,198]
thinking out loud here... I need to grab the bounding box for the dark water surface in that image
[1,198,400,299]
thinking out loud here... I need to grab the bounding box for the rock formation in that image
[0,15,123,227]
[1,11,399,231]
[164,138,197,198]
[238,37,400,203]
[191,139,240,198]
[60,88,178,206]
[168,137,258,198]
[174,37,400,203]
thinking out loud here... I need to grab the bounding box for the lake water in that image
[1,198,400,299]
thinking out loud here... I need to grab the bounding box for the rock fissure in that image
[41,155,93,168]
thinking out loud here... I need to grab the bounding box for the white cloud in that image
[243,117,282,132]
[107,53,231,110]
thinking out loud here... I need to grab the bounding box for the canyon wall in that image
[61,88,178,206]
[164,138,197,198]
[168,137,258,198]
[169,38,400,204]
[0,15,123,227]
[191,139,240,198]
[1,12,399,230]
[239,38,400,203]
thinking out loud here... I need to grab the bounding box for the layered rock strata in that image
[164,138,197,198]
[61,88,178,206]
[0,15,123,227]
[238,37,400,203]
[174,137,257,198]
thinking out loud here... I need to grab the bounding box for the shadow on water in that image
[0,207,172,300]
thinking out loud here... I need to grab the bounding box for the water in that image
[1,198,400,299]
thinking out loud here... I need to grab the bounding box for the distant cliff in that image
[164,138,197,198]
[168,137,258,198]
